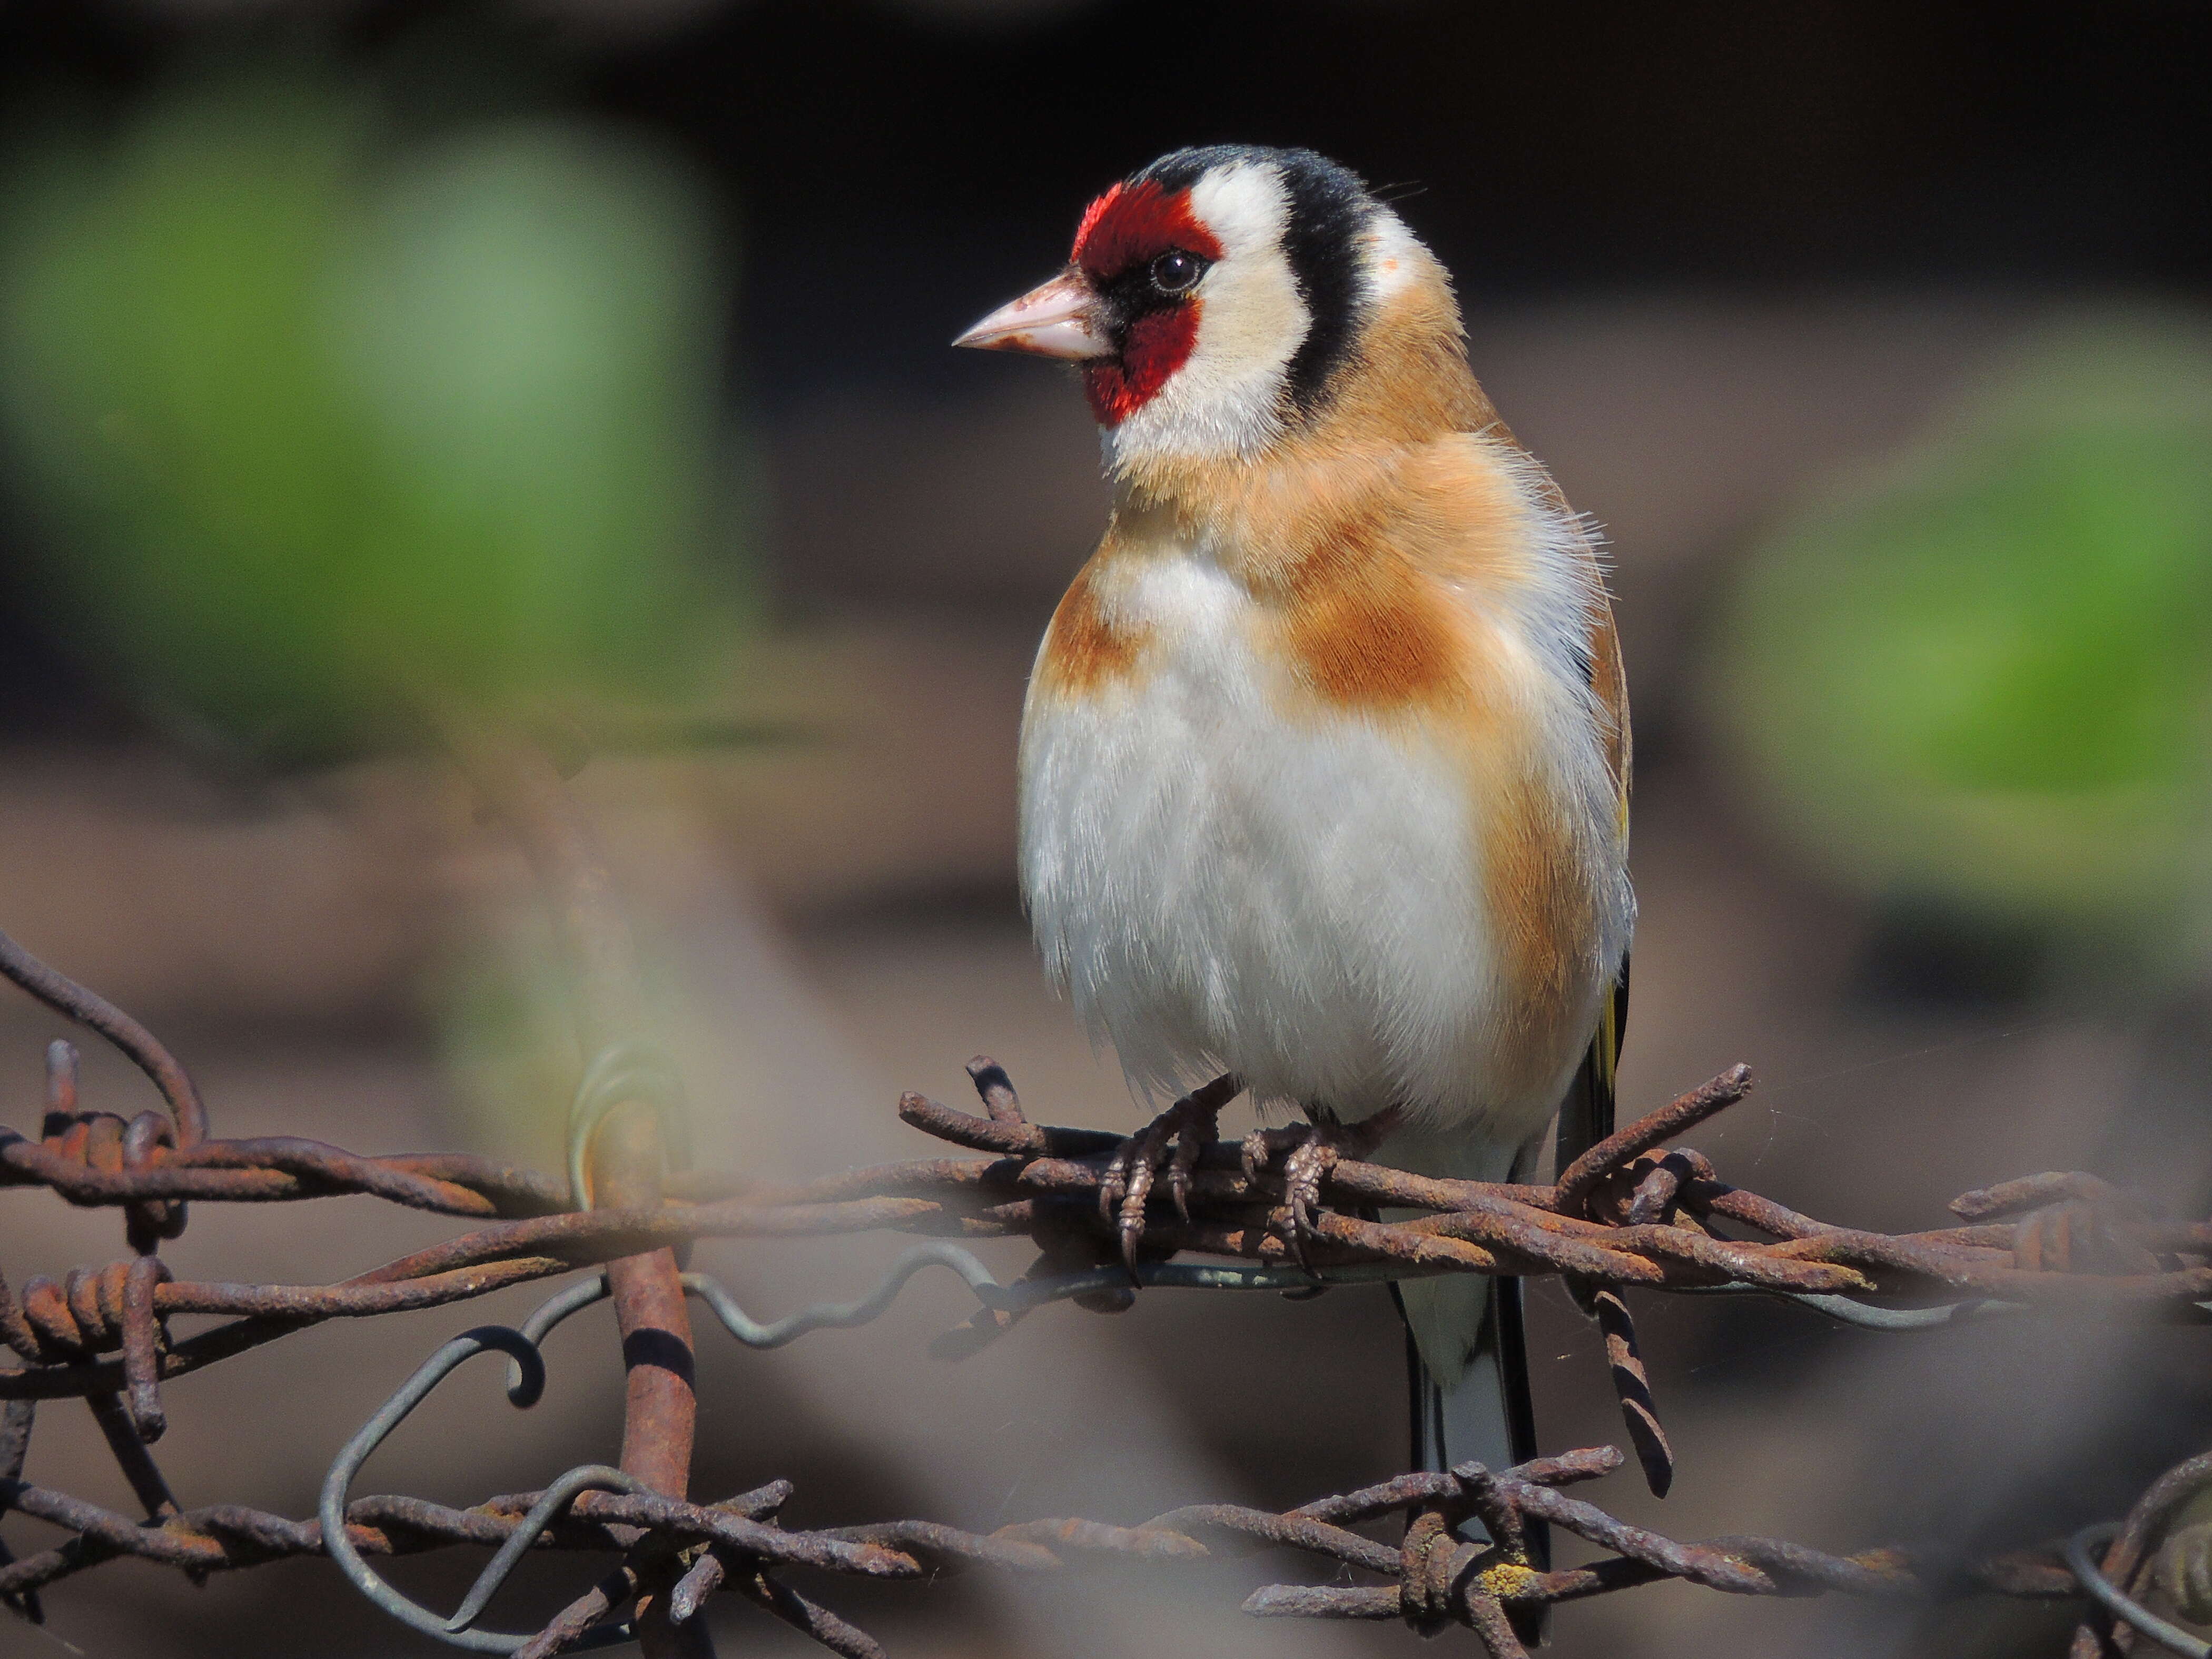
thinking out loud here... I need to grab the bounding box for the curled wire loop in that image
[332,1252,1022,1653]
[443,1464,649,1635]
[498,1246,1012,1410]
[320,1321,640,1654]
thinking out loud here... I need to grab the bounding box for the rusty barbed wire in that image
[3,748,2210,1654]
[2,1301,2193,1659]
[9,1054,2209,1414]
[5,1029,2209,1653]
[0,927,208,1149]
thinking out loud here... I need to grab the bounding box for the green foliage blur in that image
[0,72,749,757]
[1714,314,2212,975]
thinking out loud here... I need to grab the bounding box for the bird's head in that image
[955,145,1454,473]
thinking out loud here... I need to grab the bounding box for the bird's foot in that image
[1099,1074,1242,1275]
[1240,1105,1404,1268]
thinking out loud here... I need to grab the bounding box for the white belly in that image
[1019,552,1607,1143]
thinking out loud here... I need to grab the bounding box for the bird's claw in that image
[1240,1107,1401,1270]
[1240,1125,1336,1268]
[1099,1076,1239,1276]
[1239,1124,1307,1187]
[1282,1133,1341,1245]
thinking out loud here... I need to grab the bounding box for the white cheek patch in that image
[1106,161,1307,468]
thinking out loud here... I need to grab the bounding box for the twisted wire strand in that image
[0,1271,2170,1659]
[3,1033,2207,1653]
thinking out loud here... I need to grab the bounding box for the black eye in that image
[1149,249,1206,295]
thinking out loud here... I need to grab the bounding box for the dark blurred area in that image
[0,4,2208,1656]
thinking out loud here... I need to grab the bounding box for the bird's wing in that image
[1588,588,1633,817]
[1557,585,1632,1173]
[1555,955,1628,1173]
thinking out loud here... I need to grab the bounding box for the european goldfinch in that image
[956,145,1633,1489]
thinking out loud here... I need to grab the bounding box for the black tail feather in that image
[1391,959,1628,1643]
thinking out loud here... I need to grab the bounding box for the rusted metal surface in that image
[3,773,2210,1654]
[1554,1063,1753,1215]
[16,1420,2117,1655]
[0,930,208,1148]
[1588,1287,1673,1497]
[23,1050,2180,1329]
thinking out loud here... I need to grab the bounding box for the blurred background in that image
[1,3,2209,1655]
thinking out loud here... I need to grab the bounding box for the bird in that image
[954,144,1633,1512]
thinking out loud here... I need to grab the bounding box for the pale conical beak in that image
[952,270,1113,360]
